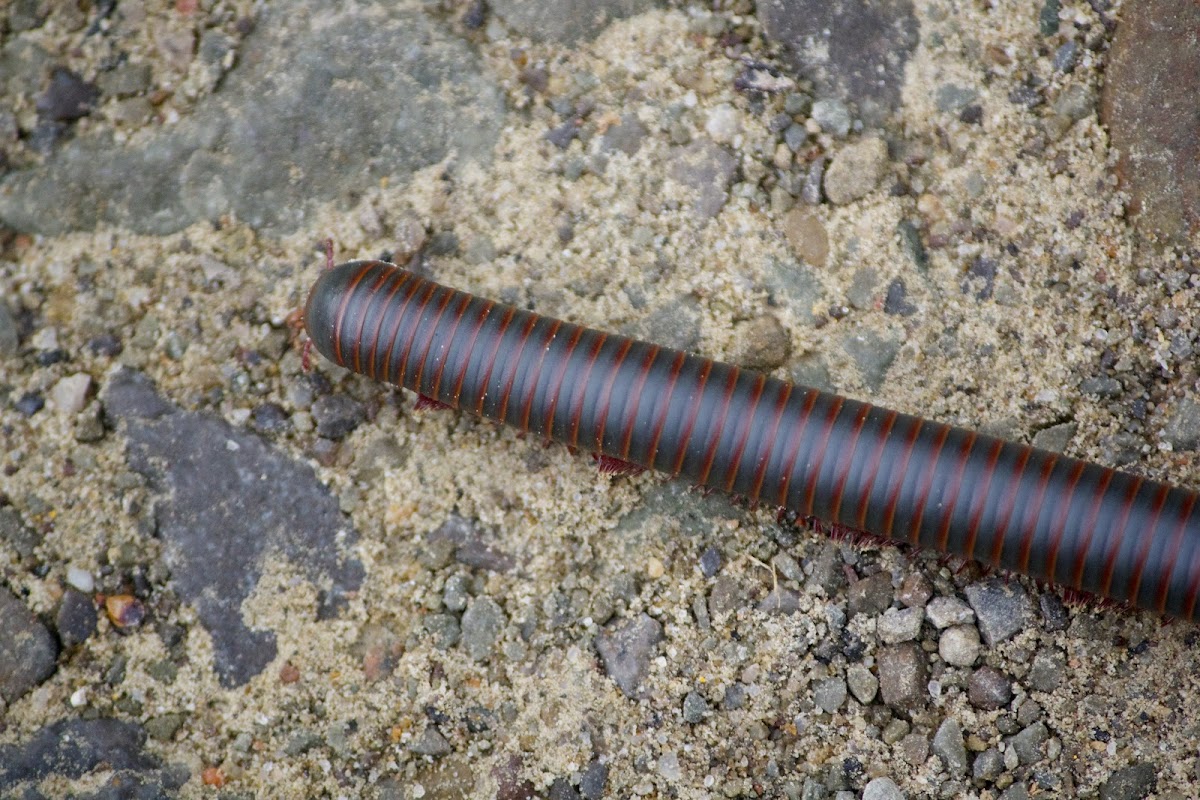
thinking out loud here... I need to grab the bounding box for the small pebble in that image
[1006,721,1049,765]
[973,748,1004,782]
[66,565,95,593]
[0,303,18,357]
[862,777,905,800]
[731,315,791,371]
[782,208,829,268]
[311,394,365,440]
[926,596,974,628]
[15,392,44,416]
[1099,762,1157,800]
[846,664,878,704]
[824,137,888,205]
[964,579,1031,645]
[877,642,927,709]
[460,597,505,661]
[938,625,981,667]
[698,546,722,577]
[814,677,847,713]
[682,690,709,723]
[811,98,851,137]
[105,594,146,629]
[932,718,968,776]
[52,373,92,415]
[877,606,923,644]
[37,66,100,122]
[410,726,452,757]
[704,104,741,144]
[968,666,1013,710]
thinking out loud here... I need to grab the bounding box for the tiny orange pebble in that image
[279,662,300,684]
[201,766,226,787]
[105,595,146,629]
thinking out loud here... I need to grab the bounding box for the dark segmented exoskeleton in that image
[305,259,1200,621]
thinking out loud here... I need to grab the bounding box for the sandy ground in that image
[1,1,1198,798]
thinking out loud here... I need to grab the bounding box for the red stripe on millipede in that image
[698,368,741,486]
[1015,455,1058,573]
[670,360,714,475]
[961,438,1003,560]
[1155,491,1198,613]
[363,271,411,379]
[618,346,661,460]
[472,306,518,415]
[1042,460,1086,582]
[722,374,766,493]
[378,275,427,385]
[646,351,687,469]
[394,282,441,388]
[905,424,951,546]
[881,418,924,542]
[1069,468,1115,588]
[829,403,871,523]
[932,431,976,553]
[539,325,585,437]
[430,292,479,402]
[800,395,845,517]
[591,338,635,452]
[748,383,792,503]
[351,269,395,375]
[518,319,563,432]
[331,264,373,368]
[567,333,609,448]
[1127,483,1170,605]
[853,409,897,531]
[773,389,821,507]
[496,314,541,423]
[987,446,1032,565]
[410,289,459,392]
[1099,476,1144,597]
[448,299,494,406]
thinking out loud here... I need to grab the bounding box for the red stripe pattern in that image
[306,260,1200,620]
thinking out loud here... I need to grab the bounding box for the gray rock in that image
[579,761,609,800]
[925,596,974,629]
[758,0,918,125]
[600,114,648,155]
[461,597,506,661]
[491,0,656,43]
[964,579,1032,646]
[595,613,663,698]
[442,574,470,612]
[846,267,881,310]
[55,589,97,649]
[1027,650,1065,693]
[973,748,1004,782]
[1006,721,1048,765]
[103,369,363,686]
[758,585,802,615]
[938,625,981,667]
[841,328,901,393]
[877,642,927,709]
[637,298,703,353]
[0,506,41,560]
[814,677,847,712]
[862,777,906,800]
[968,666,1013,710]
[410,726,452,757]
[824,137,888,205]
[1162,399,1200,451]
[877,606,923,644]
[682,690,709,723]
[0,718,158,784]
[935,84,979,114]
[0,3,504,235]
[667,139,738,221]
[311,394,365,440]
[0,588,58,702]
[699,546,723,577]
[0,302,17,357]
[932,718,968,776]
[764,257,823,325]
[1031,421,1077,453]
[424,614,461,650]
[732,314,792,371]
[846,664,878,704]
[1099,762,1157,800]
[848,571,893,618]
[810,98,852,137]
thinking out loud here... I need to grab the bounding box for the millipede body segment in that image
[305,260,1200,621]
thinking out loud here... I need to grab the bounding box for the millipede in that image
[304,257,1200,622]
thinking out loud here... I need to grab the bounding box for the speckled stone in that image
[667,139,738,221]
[1101,0,1200,243]
[931,718,968,776]
[938,625,981,667]
[461,597,506,661]
[491,0,657,44]
[1099,762,1157,800]
[964,579,1031,646]
[862,776,906,800]
[968,666,1013,710]
[757,0,918,126]
[877,642,927,709]
[0,588,59,702]
[814,677,847,712]
[824,137,888,205]
[595,613,663,698]
[877,606,923,644]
